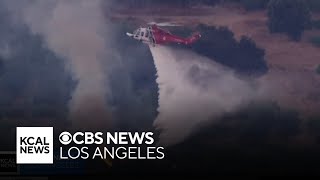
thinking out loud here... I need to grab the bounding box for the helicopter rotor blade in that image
[147,22,182,27]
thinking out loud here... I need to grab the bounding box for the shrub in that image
[189,24,268,76]
[312,20,320,29]
[239,0,270,10]
[307,0,320,12]
[267,0,312,41]
[316,65,320,74]
[310,36,320,47]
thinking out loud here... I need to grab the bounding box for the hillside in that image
[110,4,320,116]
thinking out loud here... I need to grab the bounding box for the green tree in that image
[0,57,3,76]
[267,0,311,41]
[190,24,268,76]
[239,0,270,10]
[307,0,320,12]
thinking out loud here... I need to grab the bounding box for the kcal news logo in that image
[16,127,53,164]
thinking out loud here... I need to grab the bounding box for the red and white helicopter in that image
[126,22,201,47]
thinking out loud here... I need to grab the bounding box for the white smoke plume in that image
[149,45,264,146]
[4,0,112,130]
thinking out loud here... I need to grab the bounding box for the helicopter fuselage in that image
[126,24,201,47]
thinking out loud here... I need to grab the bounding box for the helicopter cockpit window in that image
[141,31,144,37]
[134,29,140,37]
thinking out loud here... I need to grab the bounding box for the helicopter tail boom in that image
[184,32,201,45]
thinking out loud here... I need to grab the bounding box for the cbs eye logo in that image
[59,132,72,145]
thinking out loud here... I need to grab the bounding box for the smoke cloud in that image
[150,45,265,146]
[4,0,112,130]
[2,0,274,145]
